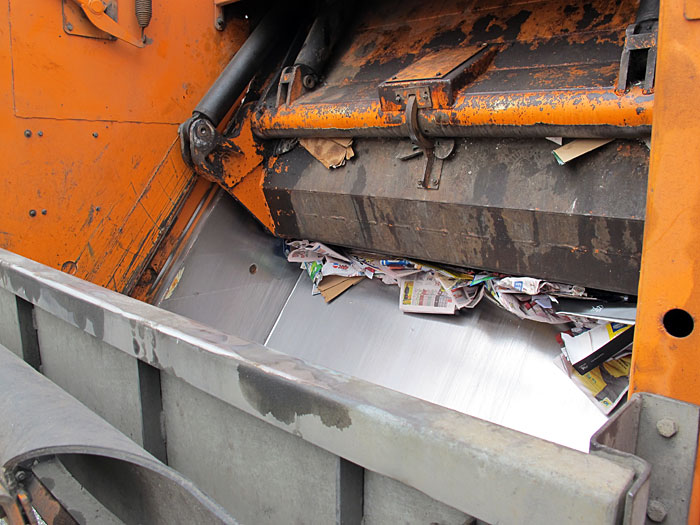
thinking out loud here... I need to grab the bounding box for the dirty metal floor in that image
[157,192,607,452]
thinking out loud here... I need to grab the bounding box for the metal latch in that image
[400,94,454,190]
[63,0,145,47]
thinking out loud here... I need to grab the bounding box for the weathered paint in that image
[0,0,245,292]
[630,0,700,520]
[248,0,651,138]
[264,136,649,294]
[253,87,652,138]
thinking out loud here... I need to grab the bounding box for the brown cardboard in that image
[552,138,613,165]
[318,275,364,302]
[300,138,354,169]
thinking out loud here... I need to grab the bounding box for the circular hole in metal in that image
[249,264,257,275]
[663,308,694,338]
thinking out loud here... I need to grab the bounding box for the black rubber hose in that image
[194,5,295,126]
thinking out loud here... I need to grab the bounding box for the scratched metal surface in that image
[156,195,301,345]
[160,195,607,452]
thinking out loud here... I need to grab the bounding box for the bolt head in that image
[37,131,43,137]
[302,75,316,89]
[656,418,678,438]
[66,23,73,31]
[24,129,31,138]
[14,470,27,482]
[88,0,105,14]
[41,209,47,215]
[647,499,667,522]
[28,209,36,217]
[92,132,99,138]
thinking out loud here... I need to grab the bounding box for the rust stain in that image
[0,1,244,292]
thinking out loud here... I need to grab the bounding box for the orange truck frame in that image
[0,0,700,523]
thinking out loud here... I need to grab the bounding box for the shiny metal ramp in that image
[159,193,606,452]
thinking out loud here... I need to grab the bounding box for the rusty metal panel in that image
[265,137,648,294]
[251,0,651,138]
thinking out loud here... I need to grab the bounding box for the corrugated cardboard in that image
[552,138,613,165]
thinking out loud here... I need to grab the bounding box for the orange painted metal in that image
[71,0,145,47]
[130,177,217,302]
[193,104,277,233]
[0,0,245,292]
[253,87,653,137]
[630,0,700,519]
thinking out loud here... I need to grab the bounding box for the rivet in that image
[24,130,31,138]
[92,132,99,138]
[66,23,73,31]
[28,209,36,217]
[37,131,43,137]
[41,209,47,215]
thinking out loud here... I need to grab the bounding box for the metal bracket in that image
[390,87,432,110]
[179,116,242,179]
[214,0,239,30]
[276,65,311,107]
[591,393,700,524]
[0,479,25,525]
[617,21,658,94]
[403,95,453,190]
[68,0,145,47]
[686,0,700,20]
[62,0,117,41]
[378,44,499,111]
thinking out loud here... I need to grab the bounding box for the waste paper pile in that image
[285,240,636,414]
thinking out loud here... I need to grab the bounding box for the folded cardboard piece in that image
[299,138,354,169]
[318,275,364,303]
[552,138,613,165]
[561,322,634,374]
